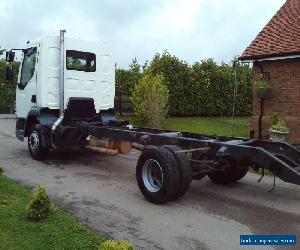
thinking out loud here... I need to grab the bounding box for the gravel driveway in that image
[0,115,299,250]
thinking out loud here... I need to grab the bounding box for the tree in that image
[115,58,142,94]
[131,70,169,128]
[0,46,5,56]
[148,51,191,116]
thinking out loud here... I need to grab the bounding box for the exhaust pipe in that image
[52,29,66,131]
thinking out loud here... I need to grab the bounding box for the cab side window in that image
[66,50,96,72]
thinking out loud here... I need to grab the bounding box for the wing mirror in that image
[6,64,14,81]
[5,50,15,81]
[5,50,15,62]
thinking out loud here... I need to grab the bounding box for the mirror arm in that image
[10,48,24,51]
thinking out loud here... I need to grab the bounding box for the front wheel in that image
[28,126,49,160]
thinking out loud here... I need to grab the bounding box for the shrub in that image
[131,70,169,128]
[0,84,16,113]
[270,118,289,133]
[271,112,280,126]
[27,185,51,221]
[0,165,4,175]
[99,239,133,250]
[0,59,20,114]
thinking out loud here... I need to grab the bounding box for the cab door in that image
[16,47,38,118]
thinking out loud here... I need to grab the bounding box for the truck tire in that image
[208,159,249,185]
[163,145,192,200]
[28,126,49,160]
[136,147,181,204]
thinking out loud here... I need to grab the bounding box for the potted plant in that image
[269,115,289,142]
[254,74,271,99]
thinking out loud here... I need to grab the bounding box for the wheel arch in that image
[24,107,58,137]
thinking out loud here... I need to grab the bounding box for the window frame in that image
[66,50,96,72]
[18,47,38,89]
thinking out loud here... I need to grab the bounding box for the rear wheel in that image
[136,147,181,204]
[163,145,192,200]
[208,158,249,184]
[28,125,49,160]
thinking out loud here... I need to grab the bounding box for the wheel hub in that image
[142,159,163,192]
[29,131,39,152]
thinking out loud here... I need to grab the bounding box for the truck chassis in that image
[30,114,300,204]
[6,30,300,204]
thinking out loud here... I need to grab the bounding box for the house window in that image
[66,50,96,72]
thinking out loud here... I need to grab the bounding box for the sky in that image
[0,0,285,68]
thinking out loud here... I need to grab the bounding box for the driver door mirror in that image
[6,51,15,62]
[6,64,14,81]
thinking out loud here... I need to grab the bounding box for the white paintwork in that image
[16,36,115,119]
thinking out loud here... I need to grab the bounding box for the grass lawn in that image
[0,174,104,250]
[165,117,250,138]
[120,115,250,138]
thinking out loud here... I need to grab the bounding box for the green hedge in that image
[0,84,16,113]
[0,60,19,114]
[145,52,252,117]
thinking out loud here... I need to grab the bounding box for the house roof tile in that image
[240,0,300,60]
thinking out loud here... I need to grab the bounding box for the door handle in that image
[31,95,36,103]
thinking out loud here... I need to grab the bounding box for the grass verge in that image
[165,117,249,138]
[0,174,104,250]
[119,115,250,138]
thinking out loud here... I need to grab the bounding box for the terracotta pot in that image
[269,129,289,143]
[255,88,270,99]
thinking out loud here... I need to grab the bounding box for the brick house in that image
[240,0,300,143]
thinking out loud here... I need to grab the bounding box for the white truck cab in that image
[5,30,116,159]
[16,35,115,118]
